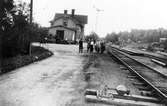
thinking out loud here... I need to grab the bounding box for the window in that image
[63,19,68,26]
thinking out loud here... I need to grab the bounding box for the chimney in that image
[64,10,68,14]
[72,9,75,16]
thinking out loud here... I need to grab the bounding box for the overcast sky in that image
[22,0,167,37]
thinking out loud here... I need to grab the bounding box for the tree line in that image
[105,28,167,50]
[0,0,48,58]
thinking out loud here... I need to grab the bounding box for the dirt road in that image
[0,44,88,106]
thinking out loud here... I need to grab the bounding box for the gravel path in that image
[85,53,141,95]
[0,44,87,106]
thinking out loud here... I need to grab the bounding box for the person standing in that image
[87,40,90,53]
[95,41,100,53]
[100,41,105,54]
[90,39,94,53]
[79,39,83,53]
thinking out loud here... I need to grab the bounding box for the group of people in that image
[87,39,105,54]
[78,38,106,54]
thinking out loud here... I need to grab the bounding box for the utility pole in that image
[95,11,98,32]
[29,0,33,55]
[93,6,103,33]
[30,0,33,24]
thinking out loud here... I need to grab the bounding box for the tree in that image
[0,0,14,32]
[162,40,167,51]
[0,0,50,57]
[1,0,32,57]
[105,32,119,44]
[85,32,99,42]
[0,0,15,57]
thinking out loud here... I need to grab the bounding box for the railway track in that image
[113,46,167,66]
[108,46,167,104]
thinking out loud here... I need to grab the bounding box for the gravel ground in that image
[84,53,141,95]
[79,52,145,106]
[0,44,88,106]
[0,43,159,106]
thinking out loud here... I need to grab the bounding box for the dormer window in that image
[63,19,68,26]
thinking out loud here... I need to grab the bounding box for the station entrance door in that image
[56,30,64,40]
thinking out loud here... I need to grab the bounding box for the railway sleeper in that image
[137,86,151,91]
[119,66,127,70]
[140,91,155,97]
[132,82,146,86]
[129,66,147,70]
[85,89,162,105]
[127,75,138,79]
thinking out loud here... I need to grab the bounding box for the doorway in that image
[56,30,64,40]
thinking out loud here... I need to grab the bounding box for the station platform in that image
[110,45,167,65]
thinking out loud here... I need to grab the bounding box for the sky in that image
[21,0,167,37]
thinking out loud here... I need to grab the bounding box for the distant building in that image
[160,38,167,43]
[48,9,88,43]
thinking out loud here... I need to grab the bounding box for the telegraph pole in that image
[95,11,98,32]
[30,0,33,24]
[29,0,33,55]
[93,6,103,33]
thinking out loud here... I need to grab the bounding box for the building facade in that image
[48,9,88,43]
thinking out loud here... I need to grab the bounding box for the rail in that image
[108,46,167,104]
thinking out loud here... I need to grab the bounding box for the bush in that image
[1,46,53,73]
[147,44,154,52]
[163,40,167,50]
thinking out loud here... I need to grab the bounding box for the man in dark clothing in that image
[79,39,83,53]
[87,40,90,53]
[90,40,94,53]
[95,41,100,53]
[100,41,105,54]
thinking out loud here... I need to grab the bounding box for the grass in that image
[1,46,53,73]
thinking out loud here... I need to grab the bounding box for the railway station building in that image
[48,9,88,43]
